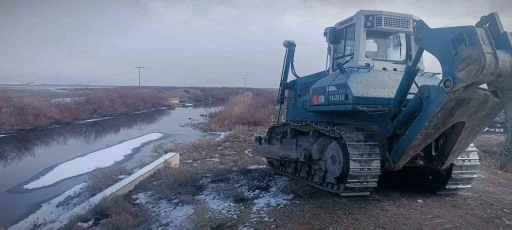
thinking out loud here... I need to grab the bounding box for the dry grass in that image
[152,138,218,157]
[63,196,152,230]
[0,89,169,133]
[190,203,238,230]
[206,92,275,131]
[474,134,506,151]
[473,134,512,171]
[100,213,134,230]
[86,164,131,195]
[227,125,258,144]
[151,166,205,200]
[213,183,249,203]
[238,168,273,192]
[165,87,276,103]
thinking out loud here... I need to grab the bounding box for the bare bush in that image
[206,92,275,131]
[152,138,218,157]
[473,134,512,171]
[239,168,273,192]
[152,166,205,199]
[163,87,276,103]
[86,164,131,195]
[474,134,506,151]
[100,213,135,230]
[0,89,169,133]
[190,203,237,230]
[227,125,254,143]
[214,183,249,203]
[64,195,152,230]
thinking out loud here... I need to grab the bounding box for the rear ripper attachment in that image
[253,122,382,196]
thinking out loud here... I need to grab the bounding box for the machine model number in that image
[329,94,347,102]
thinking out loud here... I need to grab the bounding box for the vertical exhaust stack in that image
[277,40,296,105]
[275,40,296,124]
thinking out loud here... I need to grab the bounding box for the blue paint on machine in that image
[252,10,512,195]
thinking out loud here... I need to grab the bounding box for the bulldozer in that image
[252,10,512,195]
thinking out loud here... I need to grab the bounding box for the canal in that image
[0,105,217,226]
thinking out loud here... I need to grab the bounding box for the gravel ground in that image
[252,166,512,230]
[150,133,512,230]
[65,133,512,230]
[247,134,512,230]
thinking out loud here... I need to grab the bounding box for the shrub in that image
[100,213,134,230]
[0,89,168,133]
[152,138,218,157]
[206,92,275,131]
[227,125,255,143]
[86,164,131,195]
[64,196,152,230]
[152,166,205,199]
[190,203,237,230]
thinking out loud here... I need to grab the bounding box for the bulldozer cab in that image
[324,10,424,73]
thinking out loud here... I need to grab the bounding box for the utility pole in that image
[243,77,247,88]
[135,66,145,89]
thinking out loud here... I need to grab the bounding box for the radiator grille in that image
[375,15,412,30]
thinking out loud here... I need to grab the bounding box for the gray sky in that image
[1,0,511,87]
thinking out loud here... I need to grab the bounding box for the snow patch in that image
[197,187,237,217]
[129,107,169,114]
[74,116,114,124]
[76,219,94,228]
[251,177,292,213]
[23,133,164,189]
[246,165,267,170]
[213,132,230,142]
[41,152,177,230]
[11,183,87,230]
[228,172,293,222]
[133,192,194,230]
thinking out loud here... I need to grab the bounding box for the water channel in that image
[0,105,217,226]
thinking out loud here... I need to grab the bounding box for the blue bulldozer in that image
[251,10,512,195]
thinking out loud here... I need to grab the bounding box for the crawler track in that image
[437,144,480,194]
[266,122,382,196]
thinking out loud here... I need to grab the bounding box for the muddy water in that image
[0,105,218,226]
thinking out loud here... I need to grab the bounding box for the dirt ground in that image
[250,134,512,230]
[66,133,512,230]
[255,166,512,230]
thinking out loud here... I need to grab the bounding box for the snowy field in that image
[132,167,294,230]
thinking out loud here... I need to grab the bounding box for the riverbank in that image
[0,106,215,227]
[0,106,173,137]
[0,86,277,134]
[0,88,172,134]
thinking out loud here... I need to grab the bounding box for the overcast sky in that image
[1,0,511,87]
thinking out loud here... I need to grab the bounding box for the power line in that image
[135,66,145,88]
